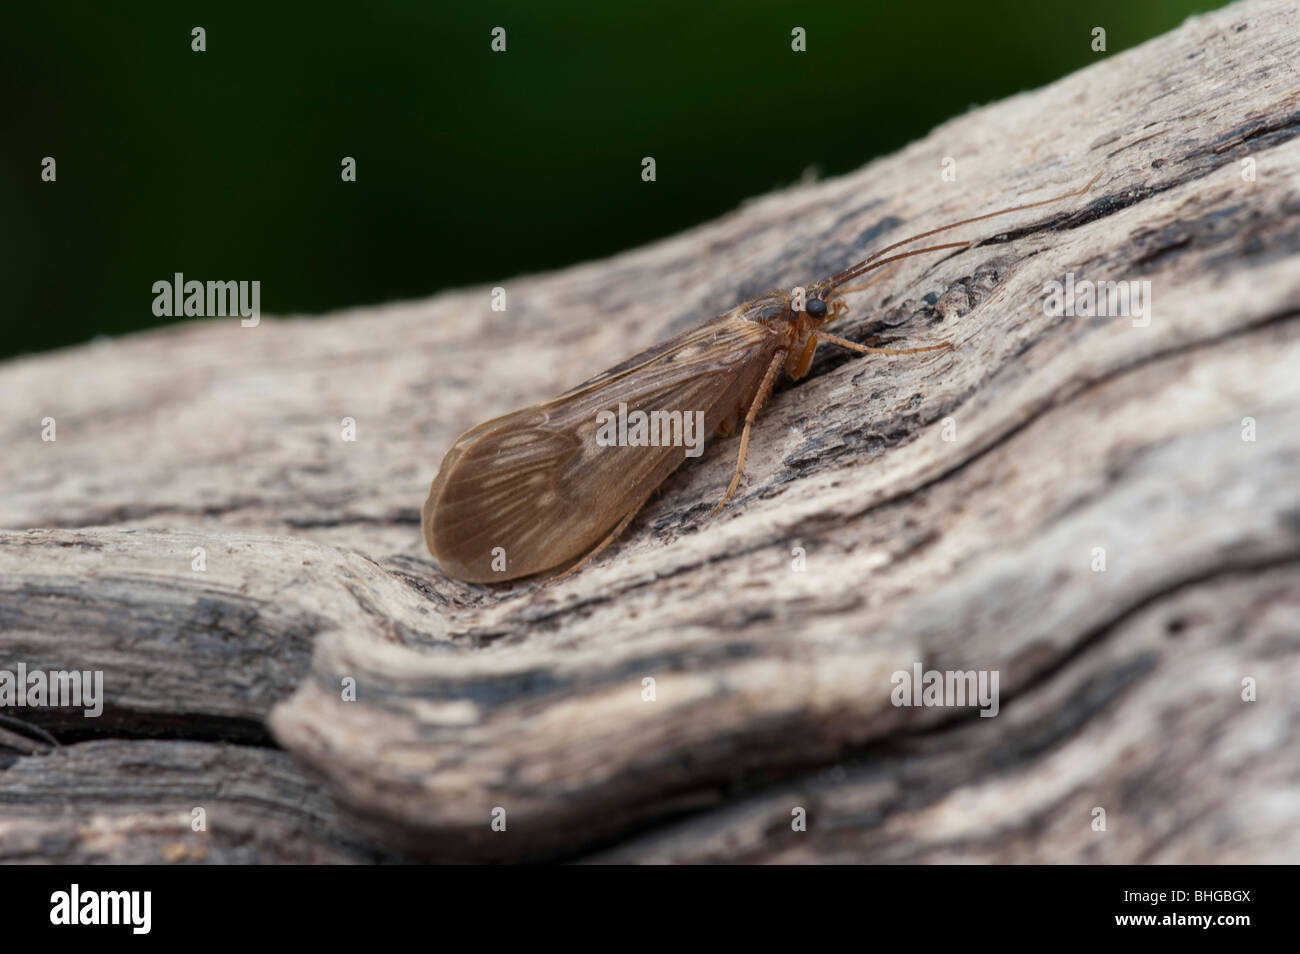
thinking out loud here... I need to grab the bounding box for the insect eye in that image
[805,297,828,319]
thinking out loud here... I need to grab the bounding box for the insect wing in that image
[424,316,778,581]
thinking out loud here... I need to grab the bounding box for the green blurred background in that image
[3,0,1227,361]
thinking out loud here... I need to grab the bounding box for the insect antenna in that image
[829,240,973,289]
[827,171,1102,290]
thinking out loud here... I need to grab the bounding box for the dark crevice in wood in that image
[2,711,277,751]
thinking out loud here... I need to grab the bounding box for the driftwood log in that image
[3,0,1299,863]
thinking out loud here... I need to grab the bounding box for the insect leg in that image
[709,349,788,518]
[544,486,658,584]
[817,331,952,356]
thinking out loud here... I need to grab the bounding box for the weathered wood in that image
[1,0,1298,862]
[584,567,1300,863]
[0,739,395,863]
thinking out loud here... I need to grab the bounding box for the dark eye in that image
[806,297,827,319]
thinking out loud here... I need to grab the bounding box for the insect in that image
[423,173,1101,583]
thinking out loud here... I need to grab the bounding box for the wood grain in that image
[2,0,1298,862]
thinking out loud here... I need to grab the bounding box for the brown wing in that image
[424,314,782,582]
